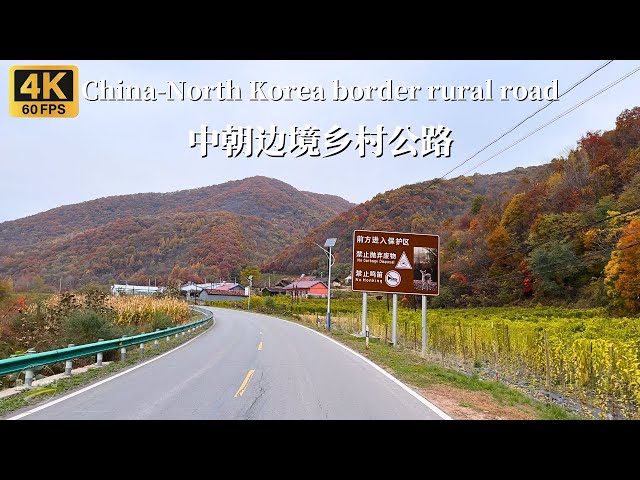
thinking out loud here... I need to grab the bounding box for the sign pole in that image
[392,293,398,348]
[421,295,427,356]
[326,245,332,331]
[361,292,368,336]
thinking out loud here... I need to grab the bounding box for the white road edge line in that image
[297,323,453,420]
[8,317,215,420]
[219,308,452,420]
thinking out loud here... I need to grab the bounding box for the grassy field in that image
[215,294,640,419]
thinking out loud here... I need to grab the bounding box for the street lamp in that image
[314,238,336,330]
[247,275,253,311]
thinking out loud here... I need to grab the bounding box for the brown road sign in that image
[351,229,439,296]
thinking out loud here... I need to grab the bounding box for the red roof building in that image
[283,280,329,298]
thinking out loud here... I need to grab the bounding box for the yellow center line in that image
[258,341,263,351]
[234,369,256,397]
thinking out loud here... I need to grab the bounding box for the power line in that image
[458,240,640,291]
[460,63,640,176]
[519,240,640,284]
[438,63,640,282]
[441,60,613,178]
[400,63,640,287]
[488,206,640,265]
[386,60,614,216]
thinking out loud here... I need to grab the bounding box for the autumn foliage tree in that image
[604,218,640,313]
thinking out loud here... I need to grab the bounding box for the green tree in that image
[471,195,484,215]
[159,282,182,298]
[30,276,48,293]
[594,195,616,222]
[240,266,262,286]
[616,172,640,213]
[528,241,584,298]
[527,213,585,247]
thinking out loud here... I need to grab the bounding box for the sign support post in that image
[361,292,368,336]
[392,293,398,347]
[421,295,428,356]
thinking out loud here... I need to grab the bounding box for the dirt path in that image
[417,384,537,420]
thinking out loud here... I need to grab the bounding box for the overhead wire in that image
[459,63,640,176]
[385,60,615,216]
[487,206,640,265]
[454,240,640,291]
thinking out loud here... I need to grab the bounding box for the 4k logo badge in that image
[9,65,78,117]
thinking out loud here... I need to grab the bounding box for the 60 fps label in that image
[9,65,78,118]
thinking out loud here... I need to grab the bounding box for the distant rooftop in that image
[204,289,246,296]
[284,280,327,290]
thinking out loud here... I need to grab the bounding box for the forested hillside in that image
[0,176,352,254]
[0,177,353,288]
[267,107,640,313]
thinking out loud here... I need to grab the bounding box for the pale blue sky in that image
[1,60,639,222]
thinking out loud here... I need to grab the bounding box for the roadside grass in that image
[0,318,212,418]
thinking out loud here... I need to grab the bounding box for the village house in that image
[111,284,164,296]
[283,280,329,299]
[199,282,247,302]
[262,286,287,296]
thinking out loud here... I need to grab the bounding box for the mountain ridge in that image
[0,176,354,254]
[0,176,354,288]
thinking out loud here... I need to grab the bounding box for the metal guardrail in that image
[0,306,213,377]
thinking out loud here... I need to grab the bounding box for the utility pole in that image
[315,238,337,331]
[327,246,333,330]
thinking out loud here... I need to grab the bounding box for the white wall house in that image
[111,284,163,296]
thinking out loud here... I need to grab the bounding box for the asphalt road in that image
[8,307,448,420]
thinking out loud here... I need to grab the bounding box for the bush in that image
[264,296,276,311]
[9,301,62,352]
[0,278,13,303]
[61,309,119,346]
[149,312,175,331]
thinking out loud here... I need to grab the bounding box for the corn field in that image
[26,293,191,328]
[107,296,190,326]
